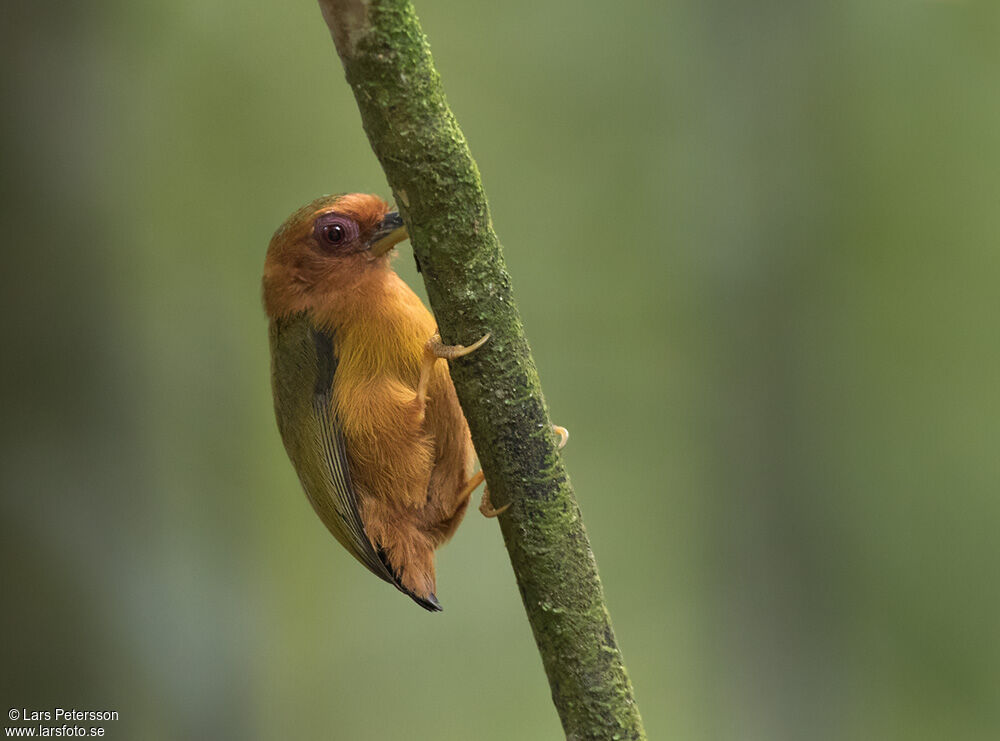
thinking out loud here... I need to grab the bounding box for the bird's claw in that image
[426,331,491,360]
[552,424,569,450]
[479,487,509,518]
[416,332,490,409]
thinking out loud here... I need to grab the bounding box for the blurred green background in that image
[3,1,999,739]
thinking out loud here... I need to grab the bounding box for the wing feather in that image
[270,314,397,585]
[270,313,442,610]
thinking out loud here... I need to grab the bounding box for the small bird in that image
[262,193,491,611]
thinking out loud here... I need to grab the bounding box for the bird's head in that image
[262,193,409,319]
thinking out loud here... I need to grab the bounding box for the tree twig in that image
[317,1,646,737]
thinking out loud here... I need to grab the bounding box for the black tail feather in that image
[376,546,443,612]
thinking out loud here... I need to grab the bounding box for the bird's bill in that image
[367,212,409,257]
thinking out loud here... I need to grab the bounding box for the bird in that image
[262,193,494,611]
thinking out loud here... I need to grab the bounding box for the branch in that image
[317,1,646,737]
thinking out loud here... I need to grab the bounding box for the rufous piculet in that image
[263,193,492,611]
[263,193,566,611]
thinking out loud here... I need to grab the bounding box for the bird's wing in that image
[269,314,440,610]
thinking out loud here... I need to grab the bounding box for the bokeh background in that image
[3,1,999,739]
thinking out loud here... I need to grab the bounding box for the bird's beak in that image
[367,212,409,257]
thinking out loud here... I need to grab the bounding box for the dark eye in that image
[322,223,345,245]
[313,213,359,252]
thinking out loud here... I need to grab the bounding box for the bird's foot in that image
[415,331,490,408]
[479,486,508,518]
[426,331,491,360]
[456,470,505,518]
[552,424,569,450]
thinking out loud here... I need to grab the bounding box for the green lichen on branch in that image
[317,1,647,738]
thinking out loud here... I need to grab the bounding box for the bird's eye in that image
[322,223,345,245]
[313,213,359,252]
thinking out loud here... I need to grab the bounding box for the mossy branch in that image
[317,1,646,738]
